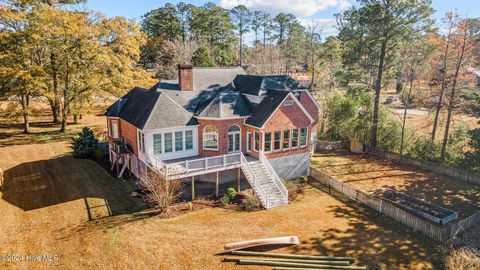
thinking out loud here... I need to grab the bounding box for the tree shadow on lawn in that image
[300,183,444,270]
[1,156,145,218]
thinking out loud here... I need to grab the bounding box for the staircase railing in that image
[240,153,269,208]
[259,151,288,202]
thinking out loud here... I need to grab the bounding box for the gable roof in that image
[245,91,290,127]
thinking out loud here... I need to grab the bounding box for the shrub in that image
[241,195,262,211]
[445,248,480,270]
[73,127,98,158]
[297,175,308,184]
[408,137,439,162]
[220,187,237,205]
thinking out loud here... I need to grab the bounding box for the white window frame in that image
[283,100,294,107]
[273,131,282,151]
[264,132,272,153]
[282,129,290,150]
[254,131,260,152]
[300,127,308,147]
[175,131,184,152]
[291,128,299,149]
[203,125,219,151]
[138,130,145,153]
[153,133,162,155]
[164,132,173,153]
[246,132,252,152]
[185,130,194,150]
[227,125,241,153]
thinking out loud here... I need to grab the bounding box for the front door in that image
[228,125,241,153]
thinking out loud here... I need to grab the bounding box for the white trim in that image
[273,130,282,152]
[289,92,315,124]
[246,131,252,152]
[142,124,199,132]
[300,127,309,147]
[282,129,291,150]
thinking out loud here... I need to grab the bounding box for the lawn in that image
[0,112,444,270]
[311,150,480,219]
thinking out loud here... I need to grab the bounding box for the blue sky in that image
[83,0,480,37]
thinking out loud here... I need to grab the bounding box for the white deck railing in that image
[148,153,242,179]
[259,151,288,201]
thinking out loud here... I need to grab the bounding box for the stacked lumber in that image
[222,251,367,270]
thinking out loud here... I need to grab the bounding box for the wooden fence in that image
[316,140,349,152]
[310,167,480,242]
[368,147,480,185]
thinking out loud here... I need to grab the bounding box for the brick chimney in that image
[178,64,193,91]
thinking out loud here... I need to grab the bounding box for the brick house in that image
[105,65,320,208]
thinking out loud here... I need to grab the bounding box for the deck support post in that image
[237,167,241,192]
[191,176,195,201]
[215,172,219,197]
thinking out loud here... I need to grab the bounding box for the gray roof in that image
[105,85,196,130]
[233,75,305,96]
[173,67,245,91]
[105,67,317,130]
[196,90,250,118]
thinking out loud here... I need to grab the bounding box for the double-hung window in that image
[185,130,193,150]
[264,132,272,152]
[153,134,162,154]
[175,131,184,151]
[273,131,281,151]
[254,131,260,152]
[283,130,290,149]
[300,128,308,147]
[164,132,173,153]
[291,128,299,148]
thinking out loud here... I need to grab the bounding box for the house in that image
[105,64,321,209]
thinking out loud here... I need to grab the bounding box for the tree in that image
[273,13,295,45]
[305,21,322,92]
[440,15,480,160]
[73,127,98,159]
[261,12,272,46]
[192,46,215,67]
[251,10,262,45]
[337,0,434,147]
[230,5,251,66]
[140,169,183,212]
[141,3,181,40]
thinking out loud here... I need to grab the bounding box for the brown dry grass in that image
[311,150,480,219]
[0,109,445,270]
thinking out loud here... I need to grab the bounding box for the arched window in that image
[228,125,241,152]
[203,126,218,150]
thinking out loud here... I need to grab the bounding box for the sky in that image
[83,0,480,39]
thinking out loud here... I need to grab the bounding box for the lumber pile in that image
[221,251,367,270]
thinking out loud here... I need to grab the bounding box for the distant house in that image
[105,65,320,209]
